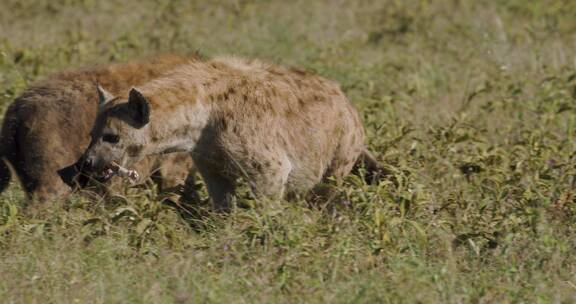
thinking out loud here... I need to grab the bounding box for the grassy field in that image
[1,0,576,302]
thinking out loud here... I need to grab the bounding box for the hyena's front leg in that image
[180,171,203,206]
[248,152,292,200]
[196,166,236,212]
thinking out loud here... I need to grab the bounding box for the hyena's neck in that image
[142,86,212,155]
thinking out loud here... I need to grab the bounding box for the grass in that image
[1,0,576,302]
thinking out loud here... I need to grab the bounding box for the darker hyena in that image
[0,54,195,204]
[82,57,382,211]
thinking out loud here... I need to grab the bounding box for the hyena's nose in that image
[82,155,95,171]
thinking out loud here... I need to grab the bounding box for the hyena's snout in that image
[82,146,116,173]
[82,153,105,173]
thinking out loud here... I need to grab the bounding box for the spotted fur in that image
[0,54,196,204]
[85,56,371,211]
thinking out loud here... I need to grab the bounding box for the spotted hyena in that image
[82,57,382,211]
[0,54,195,205]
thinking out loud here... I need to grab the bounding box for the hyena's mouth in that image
[98,161,140,183]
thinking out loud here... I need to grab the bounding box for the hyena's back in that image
[0,54,194,202]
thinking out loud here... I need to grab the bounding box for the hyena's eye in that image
[102,134,120,144]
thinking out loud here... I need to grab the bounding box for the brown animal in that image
[0,54,195,204]
[83,56,381,211]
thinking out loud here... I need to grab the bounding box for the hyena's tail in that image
[0,109,18,194]
[353,148,390,184]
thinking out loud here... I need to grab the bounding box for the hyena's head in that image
[82,85,151,178]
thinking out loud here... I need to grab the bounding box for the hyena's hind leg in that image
[309,132,365,205]
[22,167,71,215]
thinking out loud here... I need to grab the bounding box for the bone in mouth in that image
[103,161,139,183]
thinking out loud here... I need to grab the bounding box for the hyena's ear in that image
[128,88,150,128]
[96,84,115,111]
